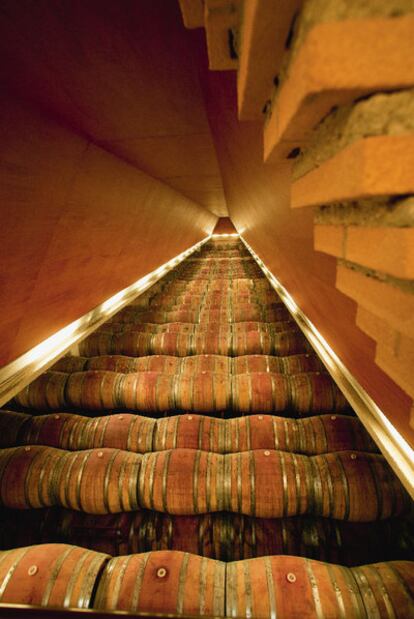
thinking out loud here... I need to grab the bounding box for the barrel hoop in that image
[172,375,180,411]
[264,556,277,619]
[321,455,335,518]
[130,553,151,611]
[172,416,180,450]
[383,563,414,613]
[68,417,80,451]
[249,451,256,517]
[317,417,329,454]
[112,555,134,609]
[296,418,306,453]
[103,449,120,513]
[76,451,93,511]
[24,448,43,508]
[334,453,350,520]
[0,547,31,600]
[147,452,159,511]
[198,556,209,615]
[305,559,324,619]
[245,417,251,451]
[176,552,190,614]
[215,453,224,512]
[162,450,172,513]
[272,417,279,451]
[117,452,128,513]
[226,562,237,618]
[98,416,112,448]
[279,451,288,518]
[310,457,324,517]
[223,453,231,513]
[291,453,302,516]
[269,373,277,410]
[87,418,100,451]
[283,419,291,452]
[325,562,347,619]
[242,559,254,618]
[365,565,397,619]
[352,566,382,618]
[38,451,56,508]
[42,545,75,606]
[126,416,137,452]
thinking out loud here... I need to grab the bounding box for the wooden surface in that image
[0,95,216,367]
[196,59,414,446]
[0,0,227,216]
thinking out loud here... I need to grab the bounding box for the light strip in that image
[241,235,414,498]
[0,235,212,408]
[211,233,240,238]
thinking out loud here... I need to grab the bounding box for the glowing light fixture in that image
[211,233,239,238]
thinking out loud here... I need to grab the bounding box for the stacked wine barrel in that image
[1,237,413,617]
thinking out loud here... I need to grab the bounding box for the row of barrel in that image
[13,370,348,414]
[2,237,413,617]
[0,544,413,617]
[78,327,310,356]
[0,445,409,519]
[1,508,412,565]
[52,352,324,374]
[0,410,377,454]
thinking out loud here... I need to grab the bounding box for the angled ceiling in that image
[0,0,228,217]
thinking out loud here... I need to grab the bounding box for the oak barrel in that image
[94,550,225,616]
[227,556,414,618]
[0,543,108,608]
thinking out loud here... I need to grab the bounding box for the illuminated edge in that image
[0,236,212,408]
[211,233,239,238]
[240,235,414,498]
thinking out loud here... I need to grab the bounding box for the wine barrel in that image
[89,354,181,374]
[15,372,69,409]
[54,354,230,375]
[17,412,155,453]
[4,411,374,456]
[233,353,323,374]
[0,445,65,509]
[64,371,122,410]
[179,355,232,375]
[94,550,225,616]
[0,446,142,513]
[148,332,233,356]
[2,447,409,519]
[96,320,296,335]
[138,449,410,520]
[78,333,114,356]
[155,414,375,455]
[149,291,279,306]
[55,448,141,514]
[227,556,414,618]
[14,370,347,414]
[233,373,348,415]
[148,298,280,311]
[0,410,30,447]
[231,331,309,356]
[0,543,108,608]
